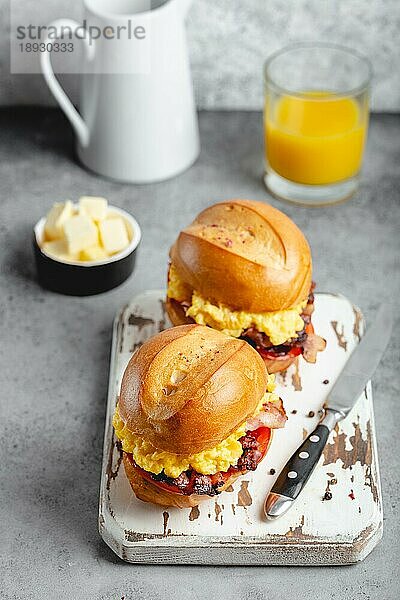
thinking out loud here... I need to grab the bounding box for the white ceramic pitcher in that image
[40,0,200,183]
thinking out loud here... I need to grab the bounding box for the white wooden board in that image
[99,291,382,565]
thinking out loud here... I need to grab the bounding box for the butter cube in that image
[44,201,74,240]
[80,244,109,262]
[99,218,129,255]
[79,196,108,221]
[42,239,78,262]
[64,215,98,255]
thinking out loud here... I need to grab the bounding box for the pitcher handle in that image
[40,19,93,147]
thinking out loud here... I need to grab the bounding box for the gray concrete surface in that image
[0,108,399,599]
[2,0,400,111]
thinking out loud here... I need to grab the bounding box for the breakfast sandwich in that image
[113,324,286,508]
[166,199,326,373]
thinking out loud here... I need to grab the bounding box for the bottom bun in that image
[166,298,297,375]
[260,354,297,374]
[165,297,193,327]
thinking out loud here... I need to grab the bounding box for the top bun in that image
[170,199,312,312]
[118,324,268,455]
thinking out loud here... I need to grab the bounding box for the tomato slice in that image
[257,322,315,361]
[128,457,187,496]
[126,426,272,496]
[253,426,271,456]
[305,322,314,335]
[258,345,302,360]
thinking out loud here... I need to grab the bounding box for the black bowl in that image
[33,206,141,296]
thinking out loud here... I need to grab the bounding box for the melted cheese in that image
[113,375,278,478]
[167,266,305,346]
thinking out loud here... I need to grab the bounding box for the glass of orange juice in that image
[264,43,371,206]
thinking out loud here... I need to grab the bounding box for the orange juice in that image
[265,92,368,185]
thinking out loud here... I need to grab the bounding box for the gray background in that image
[2,0,400,110]
[2,1,400,598]
[1,108,399,599]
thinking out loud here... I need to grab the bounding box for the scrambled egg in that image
[113,376,278,479]
[167,264,192,302]
[167,265,305,346]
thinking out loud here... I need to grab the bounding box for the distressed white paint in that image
[98,291,382,564]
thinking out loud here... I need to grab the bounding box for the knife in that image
[264,303,393,521]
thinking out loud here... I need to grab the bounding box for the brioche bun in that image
[169,199,312,312]
[118,324,271,507]
[118,324,268,456]
[165,297,194,327]
[165,298,298,375]
[259,354,297,374]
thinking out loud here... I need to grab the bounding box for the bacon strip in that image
[246,397,287,430]
[303,333,327,364]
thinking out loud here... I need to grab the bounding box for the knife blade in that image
[264,303,393,521]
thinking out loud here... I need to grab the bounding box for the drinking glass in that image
[263,43,371,206]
